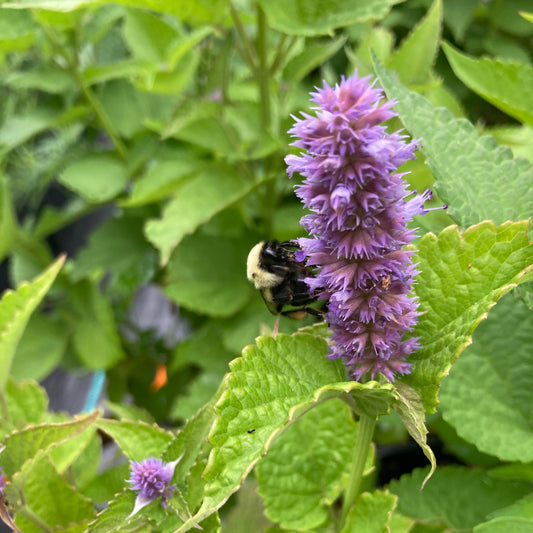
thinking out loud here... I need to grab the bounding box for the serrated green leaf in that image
[388,0,442,85]
[0,9,36,52]
[489,493,533,520]
[58,154,128,203]
[11,313,67,381]
[341,490,397,533]
[389,466,533,530]
[12,455,95,532]
[443,43,533,127]
[402,221,533,413]
[105,401,155,425]
[257,400,360,531]
[87,491,137,533]
[485,124,533,163]
[164,234,253,317]
[96,419,173,461]
[0,255,65,392]
[373,55,533,227]
[258,0,401,36]
[0,109,58,152]
[178,333,394,531]
[439,294,533,461]
[70,281,125,370]
[0,411,98,477]
[1,380,47,437]
[145,165,253,265]
[49,424,97,474]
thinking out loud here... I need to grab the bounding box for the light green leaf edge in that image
[443,42,533,128]
[173,333,396,532]
[96,419,174,462]
[373,53,533,227]
[403,220,533,413]
[0,255,65,392]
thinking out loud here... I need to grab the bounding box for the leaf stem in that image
[230,2,258,71]
[256,3,271,131]
[17,506,53,532]
[340,413,376,527]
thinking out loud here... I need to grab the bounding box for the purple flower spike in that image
[286,73,430,382]
[128,454,183,517]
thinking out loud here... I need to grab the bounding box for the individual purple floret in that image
[128,456,181,516]
[0,467,6,493]
[286,73,432,382]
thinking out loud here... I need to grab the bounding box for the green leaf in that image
[373,54,533,227]
[282,37,346,84]
[120,153,201,207]
[178,333,394,531]
[439,294,533,462]
[5,65,74,93]
[72,214,157,295]
[388,0,442,85]
[0,411,98,477]
[443,43,533,128]
[164,234,253,317]
[341,490,397,533]
[12,456,95,532]
[0,255,65,392]
[70,281,126,370]
[122,9,178,63]
[145,165,253,265]
[96,419,173,461]
[0,177,18,262]
[257,400,360,531]
[475,517,533,533]
[0,9,36,52]
[389,466,533,530]
[393,382,435,484]
[258,0,401,36]
[0,109,58,152]
[1,380,47,438]
[402,221,533,413]
[443,0,478,42]
[2,0,227,24]
[485,124,533,163]
[11,314,67,381]
[58,154,128,203]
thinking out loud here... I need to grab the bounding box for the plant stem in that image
[230,2,258,71]
[340,413,376,527]
[17,506,53,532]
[256,3,271,131]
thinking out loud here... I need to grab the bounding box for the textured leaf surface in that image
[443,43,533,127]
[13,456,95,532]
[258,0,401,36]
[0,255,64,391]
[256,400,359,531]
[178,333,394,531]
[388,0,442,85]
[341,490,397,533]
[373,55,533,227]
[439,294,533,461]
[145,165,253,265]
[402,221,533,412]
[96,419,173,462]
[0,411,98,477]
[389,466,533,530]
[475,517,533,533]
[58,154,128,203]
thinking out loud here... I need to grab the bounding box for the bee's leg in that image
[272,316,281,336]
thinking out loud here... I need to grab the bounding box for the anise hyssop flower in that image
[286,73,432,381]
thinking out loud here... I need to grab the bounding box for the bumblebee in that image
[246,240,322,320]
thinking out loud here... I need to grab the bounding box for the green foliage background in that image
[0,0,532,532]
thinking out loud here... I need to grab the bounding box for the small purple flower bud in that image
[286,73,435,381]
[128,455,183,516]
[0,467,6,493]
